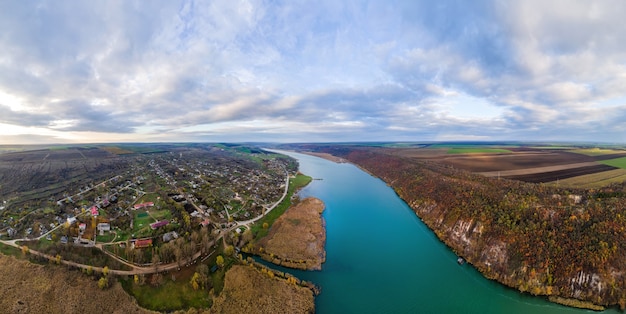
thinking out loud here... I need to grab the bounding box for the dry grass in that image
[569,148,626,156]
[549,169,626,188]
[0,254,150,314]
[210,265,314,314]
[255,197,326,270]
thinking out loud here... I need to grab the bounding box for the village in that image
[0,145,297,270]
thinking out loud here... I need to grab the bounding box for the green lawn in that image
[151,209,172,220]
[0,242,22,257]
[601,157,626,169]
[447,148,512,154]
[96,232,117,243]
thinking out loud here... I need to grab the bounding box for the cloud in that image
[1,0,626,144]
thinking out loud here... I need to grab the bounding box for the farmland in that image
[600,157,626,169]
[285,142,626,188]
[382,145,626,186]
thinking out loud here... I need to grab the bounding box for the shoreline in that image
[298,151,347,163]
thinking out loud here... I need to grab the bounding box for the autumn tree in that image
[190,272,201,290]
[216,255,225,268]
[224,245,234,256]
[98,276,109,289]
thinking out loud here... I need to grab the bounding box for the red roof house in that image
[133,202,154,210]
[134,238,152,249]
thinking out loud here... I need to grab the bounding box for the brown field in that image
[0,254,149,313]
[255,197,326,270]
[209,265,314,314]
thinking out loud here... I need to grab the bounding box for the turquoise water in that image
[274,151,618,314]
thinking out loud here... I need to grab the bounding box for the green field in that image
[601,157,626,169]
[447,148,512,154]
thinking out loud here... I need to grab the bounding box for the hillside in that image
[311,146,626,310]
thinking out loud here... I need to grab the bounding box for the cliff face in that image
[329,148,626,309]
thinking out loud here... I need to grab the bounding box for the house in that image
[133,202,154,210]
[60,235,68,244]
[162,231,178,242]
[150,220,169,229]
[134,238,152,249]
[90,206,99,216]
[79,223,86,232]
[200,219,211,227]
[97,223,110,232]
[66,216,77,226]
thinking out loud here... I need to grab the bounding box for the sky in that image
[2,0,626,144]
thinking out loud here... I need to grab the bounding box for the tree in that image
[98,276,109,289]
[102,266,109,277]
[21,245,29,255]
[152,252,161,271]
[216,255,225,268]
[262,222,269,229]
[55,254,61,265]
[190,272,201,290]
[224,245,234,256]
[150,273,163,287]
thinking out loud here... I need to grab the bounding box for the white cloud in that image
[1,0,626,144]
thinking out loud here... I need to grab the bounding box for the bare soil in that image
[504,164,617,183]
[255,197,326,270]
[209,265,314,314]
[0,254,149,314]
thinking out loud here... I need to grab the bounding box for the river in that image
[269,150,617,314]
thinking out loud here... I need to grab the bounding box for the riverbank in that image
[299,151,347,163]
[254,197,326,271]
